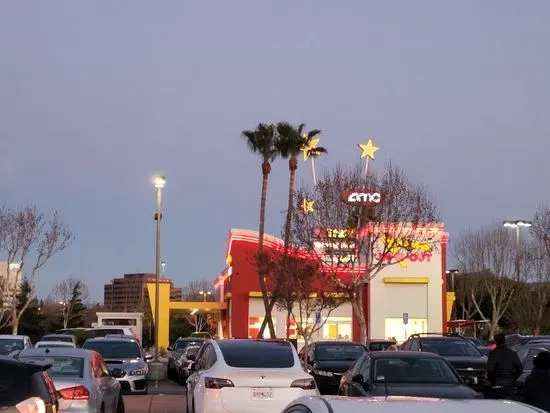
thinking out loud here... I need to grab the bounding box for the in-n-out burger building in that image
[214,223,449,345]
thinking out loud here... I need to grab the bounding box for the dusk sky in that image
[1,1,549,302]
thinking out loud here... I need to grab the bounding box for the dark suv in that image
[167,337,205,381]
[401,333,487,392]
[0,355,60,413]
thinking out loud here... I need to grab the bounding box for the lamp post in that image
[153,175,166,362]
[503,220,532,282]
[199,291,211,302]
[446,269,459,291]
[161,261,166,275]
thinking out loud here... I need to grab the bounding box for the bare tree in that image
[51,276,90,329]
[181,279,214,332]
[453,274,483,320]
[291,163,440,343]
[454,224,518,339]
[0,206,73,334]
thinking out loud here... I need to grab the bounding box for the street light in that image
[503,220,532,281]
[446,269,459,291]
[153,175,166,362]
[161,261,166,274]
[199,291,212,302]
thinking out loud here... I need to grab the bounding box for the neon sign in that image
[378,236,433,268]
[341,190,383,206]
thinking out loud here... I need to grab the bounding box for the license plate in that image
[252,388,273,400]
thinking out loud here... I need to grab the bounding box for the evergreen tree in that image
[17,278,46,342]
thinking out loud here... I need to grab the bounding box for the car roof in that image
[176,337,205,342]
[43,334,75,338]
[85,336,137,343]
[316,396,544,412]
[367,351,444,359]
[35,341,74,345]
[0,334,28,339]
[14,347,93,358]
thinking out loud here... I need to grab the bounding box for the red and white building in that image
[214,226,448,344]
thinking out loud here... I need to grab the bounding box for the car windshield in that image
[0,338,24,355]
[315,344,365,361]
[83,340,141,359]
[524,349,550,370]
[373,357,460,384]
[41,336,73,343]
[36,343,72,348]
[174,340,202,352]
[17,356,84,378]
[218,341,295,368]
[185,346,200,356]
[421,339,482,357]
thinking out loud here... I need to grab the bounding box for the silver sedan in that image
[13,347,123,413]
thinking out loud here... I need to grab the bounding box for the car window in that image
[174,340,202,352]
[200,344,217,370]
[42,336,73,343]
[401,341,411,351]
[83,340,141,359]
[410,340,420,351]
[186,346,201,358]
[0,338,24,355]
[314,344,365,361]
[421,339,481,356]
[218,341,295,368]
[360,356,371,380]
[350,355,366,375]
[373,357,460,384]
[17,356,85,378]
[524,349,549,371]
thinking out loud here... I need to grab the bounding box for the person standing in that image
[523,351,550,411]
[486,333,523,399]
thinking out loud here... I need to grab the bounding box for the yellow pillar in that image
[147,282,171,350]
[446,291,456,322]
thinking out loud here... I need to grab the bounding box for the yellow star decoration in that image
[300,198,315,213]
[358,139,379,160]
[302,138,321,161]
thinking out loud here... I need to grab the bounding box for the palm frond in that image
[241,123,279,161]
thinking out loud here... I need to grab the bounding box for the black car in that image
[339,351,478,399]
[515,345,550,392]
[175,344,202,385]
[505,334,550,351]
[167,337,205,381]
[298,341,368,395]
[0,355,60,413]
[401,334,487,392]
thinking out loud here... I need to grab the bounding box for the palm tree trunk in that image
[257,162,276,338]
[283,156,297,252]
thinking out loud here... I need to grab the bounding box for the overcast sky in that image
[1,1,549,301]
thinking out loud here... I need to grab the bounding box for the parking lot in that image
[123,380,186,413]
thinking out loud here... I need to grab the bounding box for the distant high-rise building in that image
[103,273,182,313]
[0,261,22,309]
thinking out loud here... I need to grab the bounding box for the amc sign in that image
[341,190,383,206]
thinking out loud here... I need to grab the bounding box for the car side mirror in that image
[144,353,153,362]
[187,353,196,361]
[189,362,196,372]
[352,374,368,388]
[110,368,125,379]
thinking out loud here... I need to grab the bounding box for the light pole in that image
[503,220,532,282]
[446,269,459,291]
[161,261,166,275]
[153,175,166,362]
[199,291,211,302]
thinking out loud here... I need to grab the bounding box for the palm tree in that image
[303,135,327,186]
[241,123,278,338]
[276,122,322,250]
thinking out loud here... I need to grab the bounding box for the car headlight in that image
[129,367,148,376]
[313,370,334,377]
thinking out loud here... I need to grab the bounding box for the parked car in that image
[0,335,33,355]
[167,337,205,381]
[82,336,151,394]
[338,351,478,398]
[40,334,77,346]
[35,341,77,349]
[506,334,550,351]
[365,339,397,351]
[187,339,318,413]
[175,344,202,385]
[282,396,548,413]
[401,333,487,392]
[298,341,368,394]
[13,347,124,413]
[515,345,550,393]
[0,355,59,413]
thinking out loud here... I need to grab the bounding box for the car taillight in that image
[16,397,46,413]
[204,377,235,389]
[290,378,316,390]
[58,385,90,400]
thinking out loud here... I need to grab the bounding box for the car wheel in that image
[116,395,125,413]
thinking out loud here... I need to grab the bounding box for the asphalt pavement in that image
[123,379,186,413]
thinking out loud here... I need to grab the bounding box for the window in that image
[200,345,217,370]
[401,341,411,351]
[41,336,73,343]
[350,355,366,376]
[83,340,141,359]
[17,356,85,378]
[373,357,460,384]
[314,344,365,362]
[524,349,549,371]
[218,340,295,368]
[410,340,420,351]
[420,339,482,357]
[0,338,24,355]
